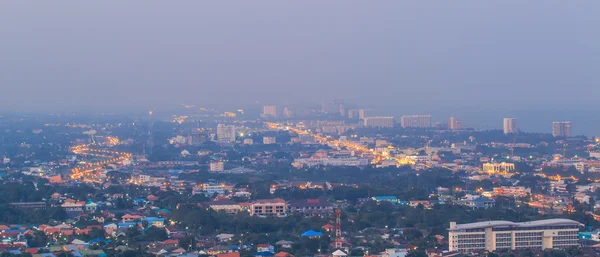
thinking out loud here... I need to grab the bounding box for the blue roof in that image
[143,217,165,222]
[301,230,324,237]
[118,222,137,227]
[134,198,146,202]
[4,229,26,233]
[373,196,398,200]
[255,252,274,257]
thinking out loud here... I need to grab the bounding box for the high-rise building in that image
[401,115,431,128]
[216,124,236,142]
[552,122,571,137]
[347,109,357,119]
[283,106,294,118]
[358,109,370,119]
[503,118,517,134]
[363,117,394,128]
[209,160,224,172]
[448,116,462,130]
[262,105,278,118]
[187,132,209,146]
[263,136,276,144]
[449,219,581,253]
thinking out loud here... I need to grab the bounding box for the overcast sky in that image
[1,2,599,117]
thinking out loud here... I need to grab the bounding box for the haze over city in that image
[1,1,599,134]
[4,2,600,257]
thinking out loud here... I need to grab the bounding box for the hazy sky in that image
[1,2,599,117]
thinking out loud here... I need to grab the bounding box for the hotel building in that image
[448,219,581,253]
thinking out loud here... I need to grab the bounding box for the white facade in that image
[449,116,462,130]
[552,122,571,137]
[263,105,278,117]
[503,118,517,134]
[358,109,370,119]
[216,124,236,142]
[210,160,224,172]
[292,157,369,168]
[363,117,394,128]
[283,106,293,117]
[449,219,581,253]
[263,136,276,145]
[400,115,431,128]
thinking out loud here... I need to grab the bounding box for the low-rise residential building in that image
[287,199,333,214]
[493,187,531,197]
[207,200,242,214]
[250,199,286,216]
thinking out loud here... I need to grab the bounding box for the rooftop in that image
[449,219,583,231]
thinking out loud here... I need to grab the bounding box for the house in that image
[301,230,323,238]
[250,199,286,216]
[287,199,333,214]
[274,252,294,257]
[61,200,85,213]
[408,200,431,208]
[371,196,399,204]
[162,239,179,247]
[208,245,233,255]
[257,244,274,253]
[85,200,97,212]
[207,200,242,214]
[275,240,293,249]
[218,252,241,257]
[143,217,165,227]
[122,214,145,222]
[381,248,408,257]
[322,224,334,232]
[103,223,117,230]
[216,233,234,242]
[467,197,495,209]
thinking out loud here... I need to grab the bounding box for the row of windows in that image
[456,234,485,239]
[496,232,512,238]
[515,232,543,237]
[515,241,542,247]
[456,239,485,244]
[455,244,486,249]
[553,240,578,246]
[515,236,542,242]
[553,235,578,240]
[496,242,512,248]
[493,226,579,231]
[496,237,511,243]
[558,231,578,235]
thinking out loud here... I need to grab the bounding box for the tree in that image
[406,251,427,257]
[145,226,168,241]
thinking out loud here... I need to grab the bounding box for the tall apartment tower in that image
[503,118,517,134]
[401,115,431,128]
[216,124,236,142]
[448,116,462,130]
[283,106,294,118]
[262,105,278,118]
[363,117,394,128]
[358,109,370,119]
[552,121,571,137]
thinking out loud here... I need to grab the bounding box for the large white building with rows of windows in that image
[448,219,581,253]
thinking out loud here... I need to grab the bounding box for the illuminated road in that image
[266,122,414,165]
[70,144,132,182]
